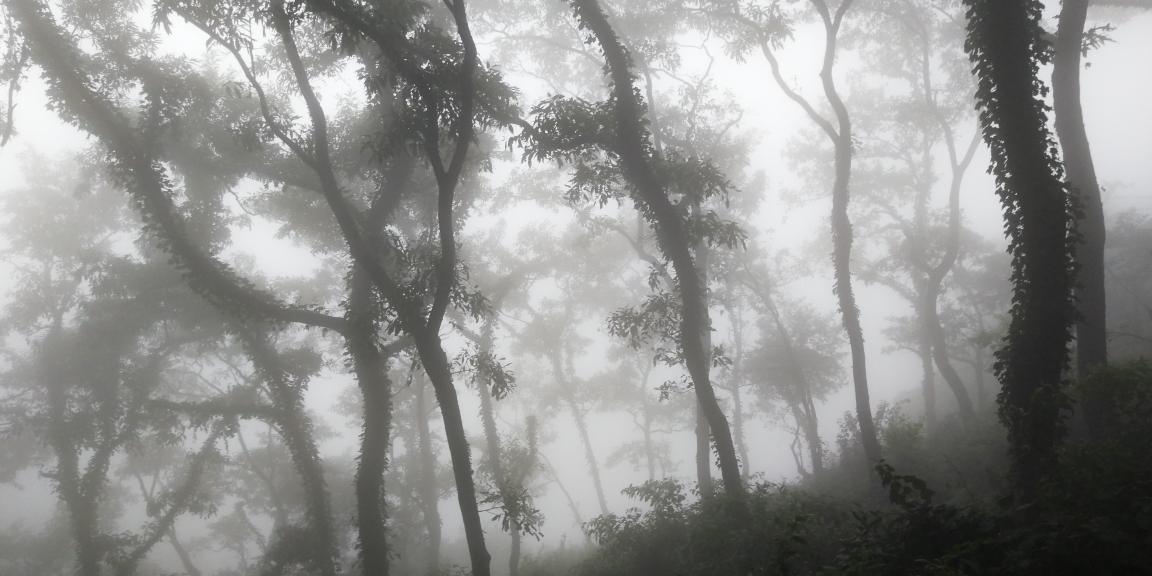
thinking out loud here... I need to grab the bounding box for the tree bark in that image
[918,337,938,430]
[348,268,393,576]
[816,0,881,465]
[415,374,442,574]
[1053,0,1108,385]
[167,527,202,576]
[695,404,713,493]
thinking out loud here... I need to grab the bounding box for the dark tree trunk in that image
[827,70,881,468]
[1054,0,1108,387]
[964,0,1077,491]
[925,292,977,423]
[415,335,491,576]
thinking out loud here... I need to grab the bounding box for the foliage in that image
[565,364,1152,575]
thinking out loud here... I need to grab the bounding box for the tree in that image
[705,0,882,465]
[516,0,745,497]
[844,0,982,427]
[963,0,1078,490]
[1053,0,1107,382]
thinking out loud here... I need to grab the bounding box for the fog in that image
[0,0,1151,575]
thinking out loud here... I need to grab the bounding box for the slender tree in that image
[1052,0,1107,383]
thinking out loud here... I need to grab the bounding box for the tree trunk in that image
[829,97,880,468]
[567,0,743,496]
[567,393,610,515]
[474,319,526,576]
[964,0,1077,490]
[695,403,713,493]
[243,330,339,576]
[919,338,938,430]
[168,527,202,576]
[348,268,393,576]
[1054,0,1108,390]
[762,293,825,476]
[928,309,977,422]
[415,374,442,574]
[808,0,880,467]
[415,335,491,576]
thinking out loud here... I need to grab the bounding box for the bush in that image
[573,362,1152,575]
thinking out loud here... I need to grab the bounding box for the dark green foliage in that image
[559,365,1152,575]
[577,479,848,576]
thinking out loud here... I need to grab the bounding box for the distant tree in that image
[703,0,882,466]
[843,0,982,427]
[516,0,746,497]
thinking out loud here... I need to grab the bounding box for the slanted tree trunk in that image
[752,282,825,476]
[926,297,977,422]
[242,330,339,576]
[567,0,744,496]
[167,527,202,576]
[563,391,610,515]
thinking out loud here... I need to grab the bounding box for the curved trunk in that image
[926,302,977,422]
[567,0,743,495]
[348,268,393,576]
[828,83,880,467]
[243,331,339,576]
[1054,0,1108,440]
[811,0,879,465]
[168,527,202,576]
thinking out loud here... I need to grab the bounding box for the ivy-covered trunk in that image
[964,0,1077,490]
[242,330,339,576]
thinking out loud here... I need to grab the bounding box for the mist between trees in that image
[0,0,1150,575]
